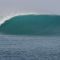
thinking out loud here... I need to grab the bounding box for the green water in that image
[0,15,60,35]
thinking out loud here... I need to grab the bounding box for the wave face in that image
[0,15,60,35]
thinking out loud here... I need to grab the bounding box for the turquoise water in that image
[0,15,60,35]
[0,14,60,60]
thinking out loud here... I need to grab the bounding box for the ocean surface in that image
[0,14,60,60]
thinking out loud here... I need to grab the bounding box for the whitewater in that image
[0,13,60,60]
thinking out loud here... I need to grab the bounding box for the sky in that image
[0,0,60,16]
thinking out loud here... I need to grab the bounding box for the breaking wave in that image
[0,13,60,36]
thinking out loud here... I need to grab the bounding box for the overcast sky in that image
[0,0,60,16]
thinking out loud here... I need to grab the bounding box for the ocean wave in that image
[0,14,60,35]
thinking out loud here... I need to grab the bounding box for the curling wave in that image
[0,14,60,35]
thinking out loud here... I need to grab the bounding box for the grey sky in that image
[0,0,60,16]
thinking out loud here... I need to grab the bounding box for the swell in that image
[0,14,60,35]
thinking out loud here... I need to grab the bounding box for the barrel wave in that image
[0,15,60,35]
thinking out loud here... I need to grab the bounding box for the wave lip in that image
[0,14,60,36]
[0,13,39,25]
[0,12,57,25]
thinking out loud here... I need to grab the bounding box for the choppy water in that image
[0,35,60,60]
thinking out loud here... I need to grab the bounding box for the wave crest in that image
[0,13,39,25]
[0,14,60,35]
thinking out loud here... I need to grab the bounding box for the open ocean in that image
[0,14,60,60]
